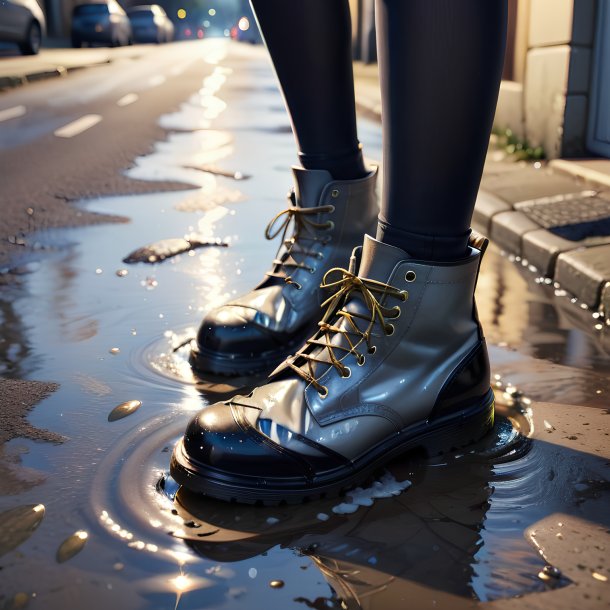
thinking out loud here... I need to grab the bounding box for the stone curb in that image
[0,60,109,92]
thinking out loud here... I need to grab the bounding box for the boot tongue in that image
[357,234,409,282]
[291,166,333,208]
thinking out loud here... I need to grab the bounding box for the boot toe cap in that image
[182,403,307,479]
[196,304,281,357]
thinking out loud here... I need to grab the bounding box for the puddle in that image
[0,41,608,609]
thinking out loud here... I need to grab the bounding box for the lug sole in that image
[170,389,495,505]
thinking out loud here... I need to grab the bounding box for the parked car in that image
[0,0,45,54]
[71,1,132,48]
[127,5,173,44]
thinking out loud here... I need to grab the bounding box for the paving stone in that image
[522,229,610,277]
[480,167,582,205]
[555,245,610,308]
[522,229,577,276]
[473,190,512,234]
[490,211,541,255]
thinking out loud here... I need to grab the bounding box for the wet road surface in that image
[0,40,608,610]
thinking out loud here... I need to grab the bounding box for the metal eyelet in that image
[341,367,351,378]
[317,252,324,260]
[357,355,366,366]
[325,220,335,231]
[331,189,340,198]
[328,204,336,213]
[309,267,316,274]
[368,346,377,354]
[392,306,401,319]
[400,290,408,301]
[318,386,328,398]
[385,324,395,336]
[405,270,417,282]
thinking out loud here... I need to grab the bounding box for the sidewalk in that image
[353,61,610,317]
[0,43,144,90]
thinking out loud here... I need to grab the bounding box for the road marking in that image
[148,75,166,87]
[0,105,26,123]
[54,114,103,138]
[117,93,139,107]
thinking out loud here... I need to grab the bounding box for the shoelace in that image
[288,267,408,396]
[264,193,335,289]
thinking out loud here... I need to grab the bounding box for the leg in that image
[251,0,366,180]
[375,0,507,260]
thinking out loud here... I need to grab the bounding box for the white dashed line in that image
[148,75,166,87]
[117,93,139,107]
[0,105,26,123]
[54,114,103,138]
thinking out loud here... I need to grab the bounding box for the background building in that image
[352,0,610,160]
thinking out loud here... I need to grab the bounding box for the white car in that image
[0,0,45,55]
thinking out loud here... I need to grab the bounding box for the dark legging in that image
[250,0,507,261]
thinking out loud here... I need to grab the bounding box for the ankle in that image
[376,221,471,261]
[298,145,368,181]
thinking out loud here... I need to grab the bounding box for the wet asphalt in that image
[0,39,608,610]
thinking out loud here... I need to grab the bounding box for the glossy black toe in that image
[196,305,285,358]
[182,403,309,478]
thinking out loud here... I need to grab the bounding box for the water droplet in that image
[592,571,608,582]
[248,568,257,579]
[56,530,88,563]
[108,400,142,422]
[269,580,284,589]
[109,347,120,355]
[538,565,561,581]
[115,269,128,277]
[0,504,45,557]
[95,268,103,275]
[317,513,330,521]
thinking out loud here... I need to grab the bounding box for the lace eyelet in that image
[405,270,417,282]
[318,386,328,398]
[392,306,401,319]
[325,221,335,231]
[317,252,324,260]
[400,290,408,301]
[309,267,316,274]
[385,324,395,336]
[328,204,336,213]
[331,189,340,198]
[293,283,302,290]
[341,367,351,379]
[368,346,377,355]
[357,355,365,366]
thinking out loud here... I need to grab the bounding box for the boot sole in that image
[170,388,495,505]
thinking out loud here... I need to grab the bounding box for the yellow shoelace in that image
[288,267,408,396]
[264,199,335,288]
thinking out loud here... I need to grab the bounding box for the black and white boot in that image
[173,233,493,503]
[190,166,378,376]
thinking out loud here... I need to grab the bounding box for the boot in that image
[172,233,494,504]
[190,166,378,376]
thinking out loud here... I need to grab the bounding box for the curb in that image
[0,60,110,92]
